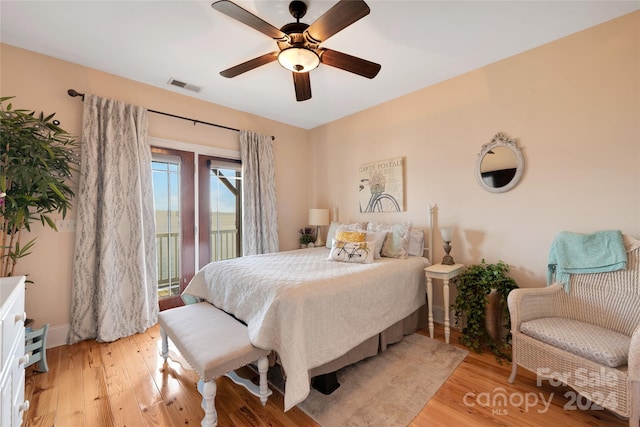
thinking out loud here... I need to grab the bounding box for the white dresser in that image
[0,276,29,426]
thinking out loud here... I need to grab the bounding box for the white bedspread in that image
[182,247,428,410]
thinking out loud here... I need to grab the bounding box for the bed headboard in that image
[425,204,435,264]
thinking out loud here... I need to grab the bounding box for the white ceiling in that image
[1,1,638,129]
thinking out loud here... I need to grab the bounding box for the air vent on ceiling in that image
[167,78,202,93]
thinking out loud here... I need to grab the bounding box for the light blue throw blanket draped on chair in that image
[548,230,627,292]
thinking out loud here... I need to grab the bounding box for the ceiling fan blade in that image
[220,52,279,78]
[293,72,312,102]
[305,0,370,43]
[212,0,288,41]
[320,49,381,79]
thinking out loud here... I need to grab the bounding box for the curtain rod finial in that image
[67,89,85,100]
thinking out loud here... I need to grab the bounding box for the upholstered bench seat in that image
[158,302,271,427]
[520,317,630,368]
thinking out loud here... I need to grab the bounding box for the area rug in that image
[273,333,468,427]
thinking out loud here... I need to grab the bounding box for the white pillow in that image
[380,222,412,259]
[367,221,414,258]
[366,221,389,233]
[366,230,387,258]
[408,229,425,257]
[325,222,339,248]
[328,239,375,264]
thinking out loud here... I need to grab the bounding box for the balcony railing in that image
[210,229,239,262]
[156,232,179,298]
[156,229,238,297]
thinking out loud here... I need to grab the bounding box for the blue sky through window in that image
[210,168,240,214]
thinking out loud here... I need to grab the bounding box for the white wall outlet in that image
[55,219,76,232]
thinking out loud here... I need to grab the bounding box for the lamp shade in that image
[278,47,320,73]
[309,208,330,226]
[440,227,453,242]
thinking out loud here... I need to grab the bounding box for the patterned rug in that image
[272,333,468,426]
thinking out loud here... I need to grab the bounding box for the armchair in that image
[508,236,640,426]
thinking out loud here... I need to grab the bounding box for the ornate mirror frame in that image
[475,132,524,193]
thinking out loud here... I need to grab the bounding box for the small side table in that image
[424,263,465,344]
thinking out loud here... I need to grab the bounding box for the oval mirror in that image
[475,132,524,193]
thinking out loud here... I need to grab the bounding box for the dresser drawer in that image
[13,358,27,427]
[0,347,28,427]
[1,289,25,371]
[13,342,27,407]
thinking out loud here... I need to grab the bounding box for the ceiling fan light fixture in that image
[278,47,320,73]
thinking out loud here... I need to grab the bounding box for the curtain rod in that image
[67,89,274,140]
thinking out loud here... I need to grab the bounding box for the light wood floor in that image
[24,324,628,427]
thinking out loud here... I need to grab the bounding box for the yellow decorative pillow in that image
[335,231,366,243]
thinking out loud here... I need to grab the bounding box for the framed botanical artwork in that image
[358,157,405,212]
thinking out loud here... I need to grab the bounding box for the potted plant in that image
[452,259,518,362]
[0,96,79,277]
[299,227,315,248]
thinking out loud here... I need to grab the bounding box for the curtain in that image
[69,95,158,344]
[240,130,279,255]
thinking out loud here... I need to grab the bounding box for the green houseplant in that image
[0,96,78,277]
[452,259,518,362]
[299,227,315,248]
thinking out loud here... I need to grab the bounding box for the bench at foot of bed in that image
[158,302,271,427]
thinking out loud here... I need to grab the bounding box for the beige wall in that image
[1,11,638,345]
[309,12,639,317]
[0,43,310,345]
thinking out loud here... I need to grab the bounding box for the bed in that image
[182,211,434,411]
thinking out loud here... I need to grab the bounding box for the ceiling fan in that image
[212,0,381,102]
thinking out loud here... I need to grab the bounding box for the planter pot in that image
[485,289,503,341]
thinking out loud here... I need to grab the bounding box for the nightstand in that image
[424,263,465,344]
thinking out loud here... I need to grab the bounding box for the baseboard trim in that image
[432,305,461,331]
[47,324,69,349]
[432,305,447,324]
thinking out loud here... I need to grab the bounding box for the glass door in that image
[151,147,195,311]
[198,155,242,268]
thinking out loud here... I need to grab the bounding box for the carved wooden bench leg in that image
[225,355,273,404]
[160,326,169,361]
[199,380,217,427]
[258,355,269,406]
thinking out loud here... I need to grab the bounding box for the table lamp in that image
[309,208,330,247]
[440,227,455,265]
